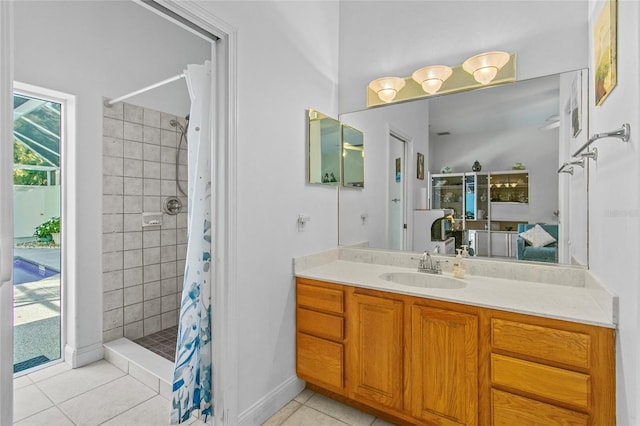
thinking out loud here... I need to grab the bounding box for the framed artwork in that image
[417,152,424,180]
[594,0,617,106]
[571,73,582,137]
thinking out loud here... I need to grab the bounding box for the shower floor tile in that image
[134,326,178,362]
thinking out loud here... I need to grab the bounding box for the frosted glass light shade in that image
[462,51,510,84]
[411,65,453,94]
[368,77,406,102]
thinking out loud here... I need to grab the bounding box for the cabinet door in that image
[473,230,489,256]
[411,306,478,425]
[297,332,344,392]
[348,292,404,410]
[490,232,509,257]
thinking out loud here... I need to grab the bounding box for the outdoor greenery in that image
[14,141,48,186]
[34,217,61,240]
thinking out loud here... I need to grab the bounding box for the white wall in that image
[587,1,640,424]
[14,1,210,365]
[183,2,340,423]
[13,186,61,239]
[339,1,588,114]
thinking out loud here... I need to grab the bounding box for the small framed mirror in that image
[341,124,364,188]
[308,109,341,185]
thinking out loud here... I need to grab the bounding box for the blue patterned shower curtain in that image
[171,61,213,424]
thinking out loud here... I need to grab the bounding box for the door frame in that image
[388,127,414,251]
[151,2,238,424]
[0,2,15,422]
[13,81,74,377]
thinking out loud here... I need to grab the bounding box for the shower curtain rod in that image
[104,72,185,107]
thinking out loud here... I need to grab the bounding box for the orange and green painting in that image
[594,0,617,106]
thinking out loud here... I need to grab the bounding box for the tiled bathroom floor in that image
[262,389,393,426]
[13,360,207,425]
[133,326,178,362]
[13,357,391,426]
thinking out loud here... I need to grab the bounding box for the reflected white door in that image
[388,134,407,250]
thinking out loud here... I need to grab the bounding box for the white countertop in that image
[296,257,616,328]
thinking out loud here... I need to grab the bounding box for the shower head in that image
[170,119,185,132]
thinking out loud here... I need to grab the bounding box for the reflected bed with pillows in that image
[516,223,558,263]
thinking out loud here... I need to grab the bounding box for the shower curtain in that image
[171,60,213,424]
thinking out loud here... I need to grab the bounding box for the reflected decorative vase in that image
[472,160,482,172]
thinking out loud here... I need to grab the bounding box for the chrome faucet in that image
[416,251,443,274]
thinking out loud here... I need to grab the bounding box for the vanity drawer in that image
[297,308,344,341]
[297,332,344,390]
[491,318,590,368]
[297,280,344,314]
[492,389,589,426]
[491,354,590,409]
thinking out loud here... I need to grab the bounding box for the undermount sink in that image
[379,272,466,289]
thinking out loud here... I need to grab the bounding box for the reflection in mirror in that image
[342,124,364,188]
[308,109,341,185]
[339,70,589,266]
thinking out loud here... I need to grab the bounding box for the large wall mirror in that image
[338,69,589,266]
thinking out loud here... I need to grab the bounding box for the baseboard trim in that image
[236,375,305,426]
[65,342,103,368]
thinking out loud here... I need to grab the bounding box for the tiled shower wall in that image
[102,101,189,342]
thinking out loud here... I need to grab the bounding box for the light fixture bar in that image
[367,52,516,108]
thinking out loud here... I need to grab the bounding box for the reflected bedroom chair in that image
[516,223,558,263]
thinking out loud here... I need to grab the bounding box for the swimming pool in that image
[13,258,59,285]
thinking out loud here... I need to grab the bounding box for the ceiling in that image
[428,74,560,139]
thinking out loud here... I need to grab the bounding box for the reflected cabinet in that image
[431,170,529,257]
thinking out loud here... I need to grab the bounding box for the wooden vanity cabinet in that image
[296,278,346,394]
[347,290,405,411]
[485,311,616,426]
[295,278,615,425]
[410,304,478,425]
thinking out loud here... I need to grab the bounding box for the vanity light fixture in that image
[368,77,406,103]
[462,51,511,85]
[367,52,516,107]
[411,65,453,94]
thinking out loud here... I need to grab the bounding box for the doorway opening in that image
[388,133,409,250]
[12,86,65,375]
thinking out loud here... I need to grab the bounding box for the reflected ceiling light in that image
[411,65,453,94]
[462,51,511,85]
[368,77,406,103]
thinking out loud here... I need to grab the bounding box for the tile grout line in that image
[95,392,161,426]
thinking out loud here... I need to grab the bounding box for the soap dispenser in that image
[453,249,465,279]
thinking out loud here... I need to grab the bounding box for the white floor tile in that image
[12,375,32,390]
[281,406,349,426]
[263,400,302,426]
[305,394,375,426]
[26,361,70,383]
[14,406,74,426]
[13,384,54,422]
[58,375,157,425]
[101,395,171,426]
[293,388,315,404]
[37,360,125,404]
